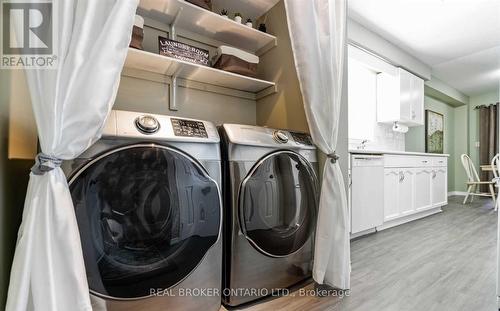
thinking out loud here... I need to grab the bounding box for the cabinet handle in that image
[399,171,405,182]
[422,160,428,163]
[432,171,436,178]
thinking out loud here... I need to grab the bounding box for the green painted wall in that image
[453,105,469,192]
[406,95,466,192]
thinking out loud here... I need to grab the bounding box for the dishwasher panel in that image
[351,155,384,234]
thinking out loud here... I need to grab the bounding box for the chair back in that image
[461,154,480,183]
[492,154,500,185]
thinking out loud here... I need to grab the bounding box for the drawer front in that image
[432,157,447,167]
[384,155,416,167]
[414,157,433,167]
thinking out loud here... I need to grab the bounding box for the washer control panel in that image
[290,132,313,146]
[171,118,208,138]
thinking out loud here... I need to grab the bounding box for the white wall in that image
[348,19,431,80]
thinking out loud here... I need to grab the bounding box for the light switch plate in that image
[475,141,480,148]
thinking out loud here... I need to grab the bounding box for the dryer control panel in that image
[171,118,208,138]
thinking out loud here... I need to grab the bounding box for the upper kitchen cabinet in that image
[377,68,424,126]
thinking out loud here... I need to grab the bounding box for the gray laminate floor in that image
[227,196,498,311]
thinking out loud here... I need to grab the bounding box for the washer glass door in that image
[69,144,221,299]
[239,151,318,257]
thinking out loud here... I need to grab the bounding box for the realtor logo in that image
[1,0,57,68]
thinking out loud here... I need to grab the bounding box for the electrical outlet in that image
[475,141,480,148]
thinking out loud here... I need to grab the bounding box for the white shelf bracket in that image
[169,68,181,111]
[170,7,183,40]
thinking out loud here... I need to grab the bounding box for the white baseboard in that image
[350,228,377,240]
[448,191,467,197]
[377,207,443,231]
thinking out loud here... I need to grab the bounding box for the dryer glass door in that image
[69,144,221,299]
[239,151,318,257]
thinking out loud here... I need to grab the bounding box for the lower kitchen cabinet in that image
[415,168,433,211]
[384,169,400,221]
[432,167,447,206]
[399,169,415,216]
[382,155,448,224]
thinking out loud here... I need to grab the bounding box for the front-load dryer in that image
[219,124,319,307]
[63,110,222,311]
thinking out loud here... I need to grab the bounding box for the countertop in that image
[349,149,450,157]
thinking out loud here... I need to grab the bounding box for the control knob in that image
[273,130,289,143]
[135,115,160,134]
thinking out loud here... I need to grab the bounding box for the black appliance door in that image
[238,151,318,258]
[69,144,221,299]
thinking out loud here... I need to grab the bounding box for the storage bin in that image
[129,15,144,50]
[186,0,212,10]
[213,46,259,77]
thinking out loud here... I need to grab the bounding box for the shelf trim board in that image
[256,38,278,57]
[256,85,278,101]
[121,68,260,101]
[125,48,276,93]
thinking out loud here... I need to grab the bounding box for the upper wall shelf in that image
[124,48,276,94]
[137,0,277,54]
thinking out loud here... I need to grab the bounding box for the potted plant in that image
[220,9,228,18]
[245,18,253,28]
[234,13,242,23]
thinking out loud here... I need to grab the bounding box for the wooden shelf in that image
[138,0,277,54]
[124,48,276,93]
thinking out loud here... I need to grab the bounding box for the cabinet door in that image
[432,168,447,206]
[398,169,415,215]
[384,169,400,221]
[399,69,413,122]
[411,75,424,124]
[415,168,432,211]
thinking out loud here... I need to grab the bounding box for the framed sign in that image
[425,110,444,154]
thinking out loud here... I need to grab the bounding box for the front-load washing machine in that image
[63,110,222,311]
[219,124,319,307]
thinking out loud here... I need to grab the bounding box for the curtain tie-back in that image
[327,152,340,163]
[31,153,63,175]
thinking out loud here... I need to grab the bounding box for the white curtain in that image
[6,1,138,310]
[284,0,350,289]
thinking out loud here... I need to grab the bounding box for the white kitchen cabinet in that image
[415,168,433,211]
[384,169,400,221]
[380,155,447,227]
[377,68,424,126]
[432,168,448,206]
[399,169,415,215]
[383,168,415,221]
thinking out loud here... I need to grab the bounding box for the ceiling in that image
[348,0,500,96]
